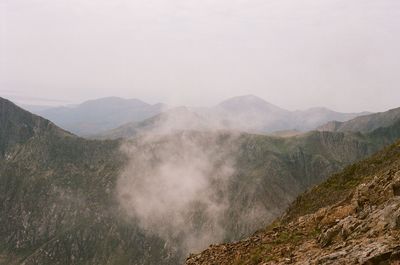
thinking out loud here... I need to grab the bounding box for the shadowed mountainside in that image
[186,140,400,265]
[0,98,181,265]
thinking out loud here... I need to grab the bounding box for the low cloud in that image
[116,129,240,253]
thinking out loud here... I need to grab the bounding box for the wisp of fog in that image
[116,125,239,252]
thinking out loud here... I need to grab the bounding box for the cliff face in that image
[185,141,400,265]
[0,98,181,265]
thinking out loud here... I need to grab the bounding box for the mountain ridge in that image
[0,97,73,155]
[185,139,400,265]
[1,97,399,265]
[94,95,369,139]
[35,97,167,136]
[318,107,400,133]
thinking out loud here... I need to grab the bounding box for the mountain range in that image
[30,97,167,136]
[23,95,369,137]
[88,95,369,139]
[1,96,399,264]
[213,95,369,132]
[318,106,400,133]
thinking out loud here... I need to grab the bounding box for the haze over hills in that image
[213,95,290,131]
[19,104,55,113]
[33,97,167,136]
[4,0,400,263]
[93,95,369,139]
[93,106,212,140]
[0,96,399,265]
[214,95,369,132]
[318,106,400,133]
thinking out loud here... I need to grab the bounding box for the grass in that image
[282,141,400,223]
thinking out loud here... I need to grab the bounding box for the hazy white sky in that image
[1,0,400,111]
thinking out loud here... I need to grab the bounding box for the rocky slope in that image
[0,98,181,265]
[185,140,400,265]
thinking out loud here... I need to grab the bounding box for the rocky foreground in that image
[186,141,400,265]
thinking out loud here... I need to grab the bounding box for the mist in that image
[113,107,287,255]
[2,0,400,112]
[117,131,239,253]
[114,111,248,253]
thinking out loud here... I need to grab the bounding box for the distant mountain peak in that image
[219,94,272,104]
[37,97,166,135]
[228,94,266,101]
[217,95,286,113]
[79,97,150,108]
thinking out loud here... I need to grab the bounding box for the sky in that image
[1,0,400,112]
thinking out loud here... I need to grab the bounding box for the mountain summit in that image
[217,95,287,113]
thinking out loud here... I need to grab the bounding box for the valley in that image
[1,96,400,264]
[4,0,399,263]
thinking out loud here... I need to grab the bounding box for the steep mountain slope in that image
[36,97,166,136]
[0,98,181,265]
[0,97,399,265]
[0,98,72,156]
[318,107,400,133]
[115,129,389,249]
[185,140,400,265]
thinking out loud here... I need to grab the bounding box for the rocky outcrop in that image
[185,142,400,265]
